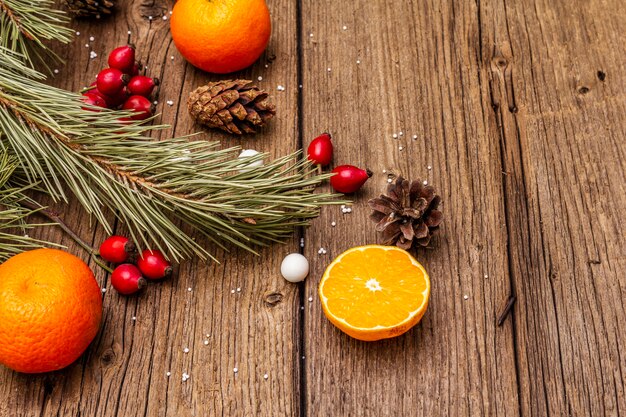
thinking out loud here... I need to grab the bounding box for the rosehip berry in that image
[81,93,107,110]
[307,132,333,167]
[107,44,136,74]
[127,75,160,97]
[131,61,143,77]
[136,249,173,280]
[96,68,130,95]
[122,95,156,120]
[111,264,146,295]
[103,87,130,108]
[99,235,136,263]
[330,165,373,193]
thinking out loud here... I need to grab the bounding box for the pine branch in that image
[0,0,72,70]
[0,148,60,261]
[0,51,343,262]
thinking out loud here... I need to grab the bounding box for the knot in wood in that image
[264,292,284,307]
[100,348,116,366]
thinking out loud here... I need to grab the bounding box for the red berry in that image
[96,68,130,95]
[131,61,143,76]
[111,264,146,295]
[107,44,136,74]
[136,249,173,280]
[103,87,130,108]
[81,93,107,110]
[307,132,333,166]
[122,95,156,120]
[99,235,136,263]
[330,165,373,193]
[127,75,160,97]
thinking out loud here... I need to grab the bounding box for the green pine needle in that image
[0,50,345,262]
[0,0,72,71]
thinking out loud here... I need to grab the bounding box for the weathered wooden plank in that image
[482,0,626,415]
[0,0,302,415]
[300,0,519,415]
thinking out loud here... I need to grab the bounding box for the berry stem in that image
[19,199,113,273]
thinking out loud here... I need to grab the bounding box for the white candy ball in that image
[280,253,309,283]
[237,149,264,172]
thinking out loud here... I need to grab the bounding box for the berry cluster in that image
[99,236,172,295]
[307,133,372,193]
[81,43,159,121]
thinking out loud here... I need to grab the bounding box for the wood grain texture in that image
[300,0,519,415]
[482,0,626,415]
[0,0,302,416]
[1,0,625,416]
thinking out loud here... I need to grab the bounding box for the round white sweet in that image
[280,253,309,283]
[237,149,264,172]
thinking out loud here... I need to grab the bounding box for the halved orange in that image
[318,245,430,341]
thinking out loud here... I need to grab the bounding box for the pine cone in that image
[188,80,276,135]
[65,0,115,18]
[368,177,443,250]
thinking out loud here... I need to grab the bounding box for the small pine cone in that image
[65,0,115,18]
[188,80,276,135]
[368,177,443,250]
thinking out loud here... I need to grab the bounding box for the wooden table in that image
[1,0,624,415]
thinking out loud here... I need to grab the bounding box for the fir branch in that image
[0,52,343,262]
[0,148,59,261]
[0,0,72,69]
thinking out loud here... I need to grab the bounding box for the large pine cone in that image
[65,0,115,18]
[188,80,276,135]
[368,177,443,250]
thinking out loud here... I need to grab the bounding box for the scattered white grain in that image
[183,347,190,353]
[265,64,269,68]
[399,131,404,136]
[89,51,98,59]
[169,10,173,14]
[153,100,158,105]
[423,180,428,185]
[231,289,235,294]
[327,67,331,72]
[309,33,313,37]
[302,356,305,360]
[277,85,285,91]
[233,367,238,373]
[85,44,89,48]
[89,36,95,41]
[356,60,361,64]
[162,15,168,20]
[263,374,269,380]
[399,146,403,151]
[317,247,327,255]
[257,76,263,81]
[127,30,132,35]
[166,100,174,106]
[148,16,153,20]
[392,133,398,139]
[101,288,107,293]
[53,69,59,74]
[463,295,469,300]
[382,169,387,173]
[308,296,313,302]
[331,221,336,227]
[204,340,209,345]
[299,84,303,88]
[300,237,305,248]
[166,371,171,377]
[342,25,347,30]
[427,165,432,170]
[301,306,305,310]
[236,287,241,292]
[484,274,489,278]
[171,56,175,60]
[76,31,81,36]
[131,316,136,321]
[412,134,418,140]
[187,287,192,292]
[182,372,189,382]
